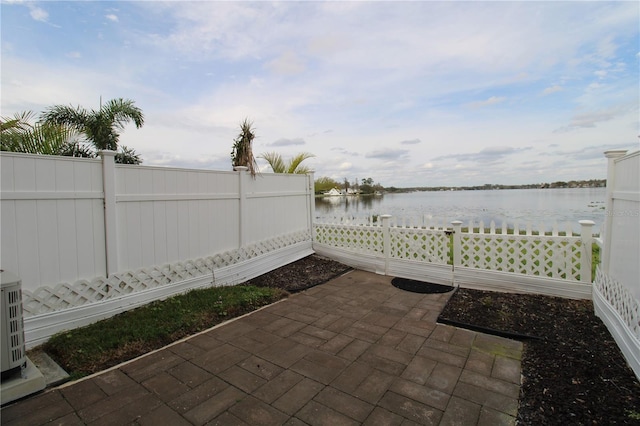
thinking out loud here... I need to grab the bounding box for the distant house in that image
[324,188,342,196]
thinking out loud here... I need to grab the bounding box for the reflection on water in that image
[315,188,607,234]
[315,194,384,215]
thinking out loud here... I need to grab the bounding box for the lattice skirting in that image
[593,267,640,380]
[23,230,312,317]
[24,234,313,348]
[593,268,640,340]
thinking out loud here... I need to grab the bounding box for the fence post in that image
[307,171,316,241]
[579,220,596,283]
[602,150,627,274]
[451,221,463,267]
[99,150,118,276]
[381,214,392,275]
[235,166,248,248]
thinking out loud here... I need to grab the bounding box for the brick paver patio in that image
[1,270,523,425]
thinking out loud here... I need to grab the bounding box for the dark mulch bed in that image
[251,255,640,425]
[439,288,640,425]
[243,254,352,292]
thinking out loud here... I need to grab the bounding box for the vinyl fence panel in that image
[0,152,314,347]
[114,166,241,271]
[0,153,106,293]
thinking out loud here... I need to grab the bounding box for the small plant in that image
[231,118,258,177]
[480,296,494,307]
[627,410,640,420]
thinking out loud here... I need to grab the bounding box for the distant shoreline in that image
[318,182,607,197]
[384,179,605,193]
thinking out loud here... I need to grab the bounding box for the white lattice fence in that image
[315,216,595,297]
[459,234,582,280]
[453,221,589,281]
[593,266,640,380]
[595,268,640,339]
[389,227,449,263]
[22,230,311,316]
[314,223,383,253]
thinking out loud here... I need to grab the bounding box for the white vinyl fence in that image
[314,215,596,299]
[1,152,314,347]
[594,149,640,379]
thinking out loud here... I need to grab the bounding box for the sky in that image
[2,1,639,188]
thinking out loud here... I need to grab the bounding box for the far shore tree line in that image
[314,176,384,195]
[314,177,606,195]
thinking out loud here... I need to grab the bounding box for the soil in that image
[243,254,352,292]
[439,288,640,425]
[248,255,640,425]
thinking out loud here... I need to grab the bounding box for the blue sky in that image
[2,1,638,187]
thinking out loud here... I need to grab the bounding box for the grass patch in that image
[42,285,288,378]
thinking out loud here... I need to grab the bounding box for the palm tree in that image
[41,98,144,163]
[0,111,91,157]
[259,152,315,174]
[231,118,259,177]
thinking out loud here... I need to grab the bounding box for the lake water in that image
[315,188,607,234]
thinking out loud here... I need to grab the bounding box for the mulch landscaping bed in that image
[439,288,640,425]
[250,255,640,425]
[243,254,352,292]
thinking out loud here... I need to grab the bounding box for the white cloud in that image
[266,51,306,76]
[467,96,506,109]
[105,14,119,23]
[365,149,410,161]
[29,5,48,22]
[2,1,638,187]
[269,138,306,147]
[543,85,563,95]
[568,109,621,129]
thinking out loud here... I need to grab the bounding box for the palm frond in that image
[40,105,88,131]
[1,111,36,133]
[103,98,145,130]
[1,120,82,156]
[287,152,315,174]
[40,98,144,152]
[115,145,142,164]
[259,152,287,173]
